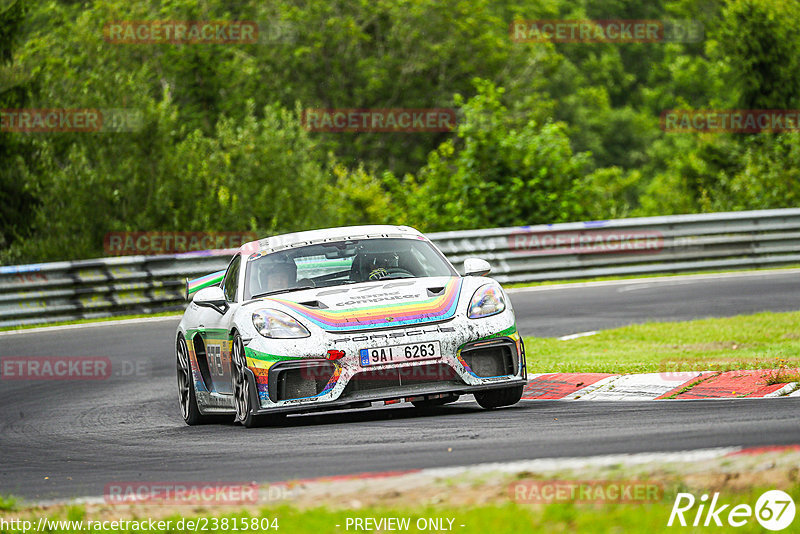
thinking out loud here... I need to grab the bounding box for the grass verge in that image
[1,487,797,533]
[524,310,800,374]
[3,443,799,533]
[0,495,17,511]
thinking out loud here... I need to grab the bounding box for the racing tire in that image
[411,395,460,409]
[231,332,285,428]
[177,335,230,425]
[474,385,524,409]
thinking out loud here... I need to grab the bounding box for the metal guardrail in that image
[2,208,799,327]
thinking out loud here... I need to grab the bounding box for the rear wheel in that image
[177,335,228,425]
[474,385,524,409]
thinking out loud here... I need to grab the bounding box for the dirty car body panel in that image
[176,225,526,426]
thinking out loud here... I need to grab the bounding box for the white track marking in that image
[558,330,597,340]
[562,375,621,399]
[0,315,182,336]
[764,382,800,397]
[571,372,705,401]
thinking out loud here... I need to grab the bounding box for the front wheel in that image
[474,385,524,409]
[231,333,285,428]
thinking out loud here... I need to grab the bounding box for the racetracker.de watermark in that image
[510,480,663,503]
[0,108,143,132]
[103,20,296,44]
[510,19,704,43]
[301,108,458,132]
[0,357,152,380]
[104,482,268,505]
[507,230,664,255]
[104,231,258,256]
[661,109,800,133]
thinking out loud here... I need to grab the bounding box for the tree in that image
[0,0,38,262]
[405,80,590,231]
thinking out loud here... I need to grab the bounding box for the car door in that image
[197,254,241,395]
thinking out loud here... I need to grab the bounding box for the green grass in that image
[2,486,797,533]
[0,495,17,511]
[505,264,800,289]
[524,311,800,374]
[764,368,800,385]
[0,310,181,332]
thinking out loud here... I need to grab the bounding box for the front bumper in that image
[242,325,527,415]
[246,373,527,416]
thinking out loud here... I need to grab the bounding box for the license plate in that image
[360,341,441,367]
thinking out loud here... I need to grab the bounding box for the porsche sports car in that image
[176,225,526,427]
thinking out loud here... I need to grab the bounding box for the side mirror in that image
[464,257,491,277]
[193,286,229,314]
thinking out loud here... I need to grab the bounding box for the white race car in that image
[176,225,526,427]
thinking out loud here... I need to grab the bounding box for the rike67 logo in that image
[668,490,795,530]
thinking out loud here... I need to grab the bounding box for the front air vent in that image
[191,335,212,390]
[268,360,336,402]
[340,363,461,397]
[298,300,328,309]
[461,340,517,378]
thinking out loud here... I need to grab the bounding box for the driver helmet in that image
[364,252,399,280]
[257,257,297,292]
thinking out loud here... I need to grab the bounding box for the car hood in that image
[252,276,464,332]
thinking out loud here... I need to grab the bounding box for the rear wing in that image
[185,269,226,300]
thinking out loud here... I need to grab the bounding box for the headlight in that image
[468,283,506,319]
[252,309,311,338]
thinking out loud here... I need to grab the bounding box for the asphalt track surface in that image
[1,270,799,501]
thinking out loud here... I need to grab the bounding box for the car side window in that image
[222,255,241,302]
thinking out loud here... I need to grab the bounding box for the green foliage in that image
[405,80,589,231]
[1,0,799,264]
[0,493,17,511]
[157,102,332,234]
[712,134,800,211]
[0,0,37,259]
[576,167,644,220]
[323,164,396,227]
[718,0,800,110]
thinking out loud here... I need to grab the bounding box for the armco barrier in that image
[1,208,799,327]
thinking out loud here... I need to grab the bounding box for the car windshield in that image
[244,237,456,299]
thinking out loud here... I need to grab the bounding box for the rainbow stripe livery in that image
[185,269,226,299]
[270,279,463,331]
